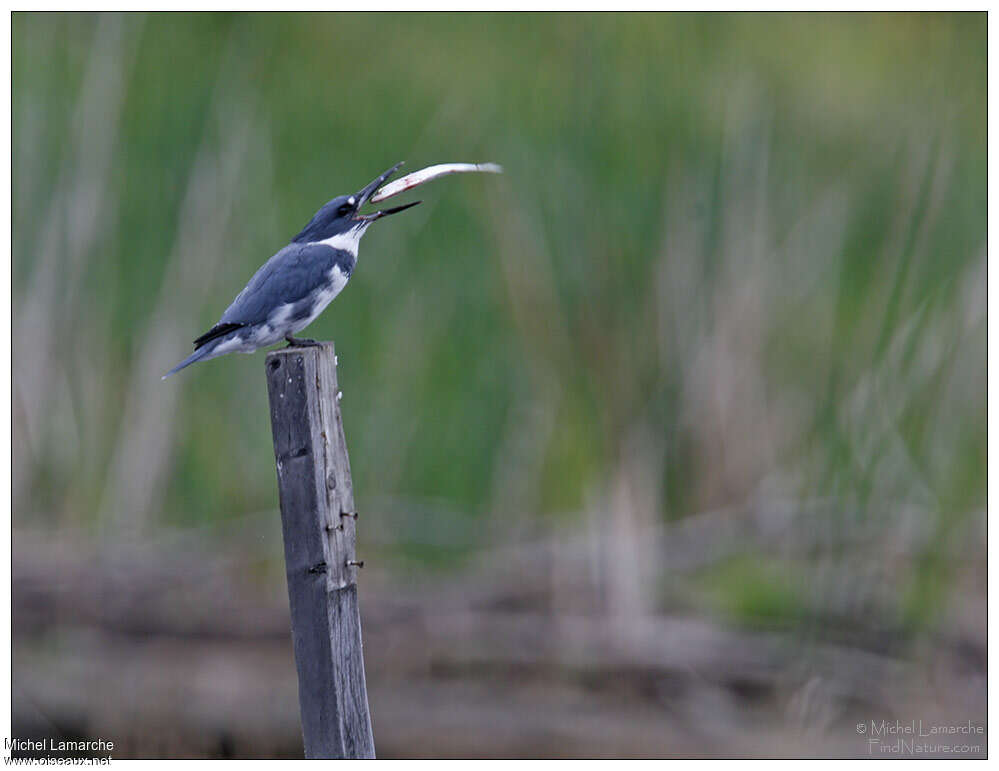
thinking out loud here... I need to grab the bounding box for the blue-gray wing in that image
[219,243,347,326]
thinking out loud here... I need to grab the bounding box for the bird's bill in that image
[353,161,421,222]
[356,199,422,222]
[354,162,406,209]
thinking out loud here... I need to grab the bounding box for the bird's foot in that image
[284,334,322,348]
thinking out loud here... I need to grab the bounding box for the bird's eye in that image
[338,204,353,216]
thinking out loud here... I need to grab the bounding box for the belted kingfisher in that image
[164,162,420,378]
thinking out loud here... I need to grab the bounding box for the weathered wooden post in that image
[264,342,375,759]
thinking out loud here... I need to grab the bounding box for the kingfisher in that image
[164,162,420,378]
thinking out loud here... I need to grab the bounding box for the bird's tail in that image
[162,344,217,379]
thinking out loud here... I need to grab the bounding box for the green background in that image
[12,12,986,758]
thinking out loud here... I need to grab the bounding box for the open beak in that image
[354,162,422,222]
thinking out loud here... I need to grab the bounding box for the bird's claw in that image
[284,334,322,348]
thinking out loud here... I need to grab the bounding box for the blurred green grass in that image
[13,12,985,627]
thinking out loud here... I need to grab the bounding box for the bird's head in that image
[292,162,421,244]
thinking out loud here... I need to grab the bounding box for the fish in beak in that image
[353,162,422,222]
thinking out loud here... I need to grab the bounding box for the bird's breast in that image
[291,264,351,331]
[315,264,350,309]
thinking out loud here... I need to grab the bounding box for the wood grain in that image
[265,342,375,759]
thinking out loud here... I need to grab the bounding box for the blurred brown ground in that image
[13,500,985,759]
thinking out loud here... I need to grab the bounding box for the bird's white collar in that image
[313,223,368,256]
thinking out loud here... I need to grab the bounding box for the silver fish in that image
[370,162,503,203]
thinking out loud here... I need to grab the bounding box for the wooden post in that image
[264,342,376,759]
